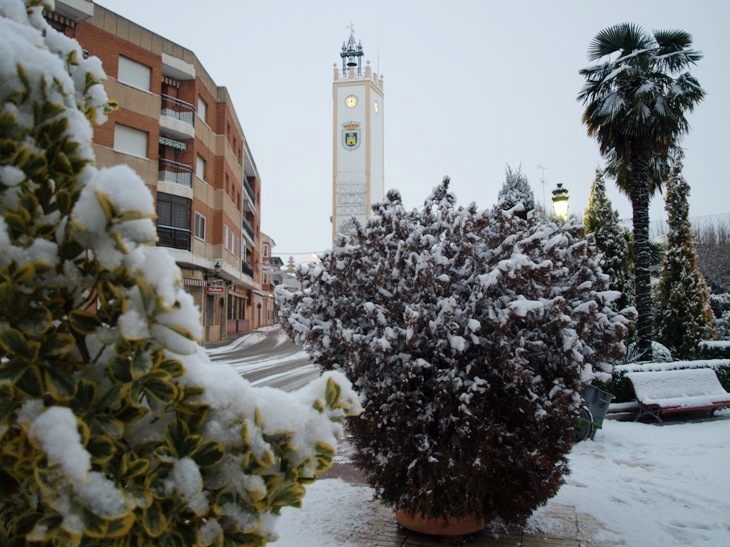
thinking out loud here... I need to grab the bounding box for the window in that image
[263,244,269,258]
[194,212,206,240]
[157,193,190,229]
[118,56,151,90]
[196,155,206,180]
[114,124,148,158]
[156,193,191,250]
[230,232,236,255]
[198,97,207,125]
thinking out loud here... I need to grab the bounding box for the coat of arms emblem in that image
[342,121,361,150]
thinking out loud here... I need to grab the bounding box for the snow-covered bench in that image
[625,368,730,423]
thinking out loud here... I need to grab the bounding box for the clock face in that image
[374,101,379,113]
[345,95,358,108]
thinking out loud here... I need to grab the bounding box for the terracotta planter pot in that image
[395,509,485,536]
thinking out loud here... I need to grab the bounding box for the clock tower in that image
[332,26,384,239]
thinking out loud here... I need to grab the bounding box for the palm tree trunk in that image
[630,175,653,361]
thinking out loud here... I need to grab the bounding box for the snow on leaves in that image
[279,177,633,525]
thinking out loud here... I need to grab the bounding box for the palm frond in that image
[587,23,649,61]
[653,29,693,51]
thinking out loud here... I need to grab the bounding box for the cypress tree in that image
[583,169,633,309]
[654,151,715,359]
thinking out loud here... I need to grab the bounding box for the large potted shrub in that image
[279,180,633,533]
[0,2,360,543]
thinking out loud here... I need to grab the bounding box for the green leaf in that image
[42,332,76,357]
[142,378,178,404]
[86,435,115,464]
[69,310,102,334]
[15,365,42,397]
[0,328,27,356]
[97,383,129,410]
[158,359,184,377]
[110,357,133,383]
[12,263,36,284]
[120,452,149,480]
[74,379,97,408]
[324,377,341,408]
[27,514,63,542]
[106,512,135,538]
[192,440,224,468]
[314,441,336,470]
[95,189,115,221]
[82,509,107,538]
[44,367,76,402]
[268,481,306,512]
[143,503,168,538]
[0,359,26,382]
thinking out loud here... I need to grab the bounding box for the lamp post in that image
[552,183,569,220]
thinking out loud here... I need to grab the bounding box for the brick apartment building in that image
[45,0,271,343]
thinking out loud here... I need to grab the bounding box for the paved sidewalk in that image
[321,439,608,546]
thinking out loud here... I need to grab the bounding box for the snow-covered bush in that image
[709,293,730,341]
[0,1,360,544]
[279,179,633,526]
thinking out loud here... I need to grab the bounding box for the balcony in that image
[241,261,254,279]
[160,95,195,140]
[244,179,256,205]
[161,95,194,125]
[156,226,191,251]
[158,158,193,187]
[242,216,255,243]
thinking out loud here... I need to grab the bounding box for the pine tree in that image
[583,169,633,309]
[654,151,715,359]
[497,164,535,219]
[285,255,297,275]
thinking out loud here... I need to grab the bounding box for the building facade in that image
[47,1,263,343]
[332,27,385,238]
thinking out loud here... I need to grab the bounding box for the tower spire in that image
[340,23,364,75]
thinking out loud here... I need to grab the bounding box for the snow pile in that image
[0,1,360,543]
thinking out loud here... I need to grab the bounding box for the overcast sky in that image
[99,0,729,261]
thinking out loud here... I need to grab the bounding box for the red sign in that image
[206,286,225,294]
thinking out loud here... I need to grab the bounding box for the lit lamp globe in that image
[552,183,569,220]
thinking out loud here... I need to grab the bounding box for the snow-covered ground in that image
[210,337,730,545]
[271,412,730,546]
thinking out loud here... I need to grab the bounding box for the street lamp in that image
[552,183,569,220]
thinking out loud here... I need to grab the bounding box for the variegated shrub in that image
[0,1,361,545]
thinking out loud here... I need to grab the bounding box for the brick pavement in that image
[321,438,609,546]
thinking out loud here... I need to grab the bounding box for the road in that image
[206,326,321,391]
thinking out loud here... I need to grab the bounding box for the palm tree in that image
[578,23,705,361]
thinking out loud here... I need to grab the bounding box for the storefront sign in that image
[206,286,225,294]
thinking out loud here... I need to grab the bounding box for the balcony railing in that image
[156,226,191,251]
[161,94,195,126]
[158,158,193,187]
[241,261,254,278]
[243,179,256,206]
[242,217,255,241]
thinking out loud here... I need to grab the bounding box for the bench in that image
[625,368,730,423]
